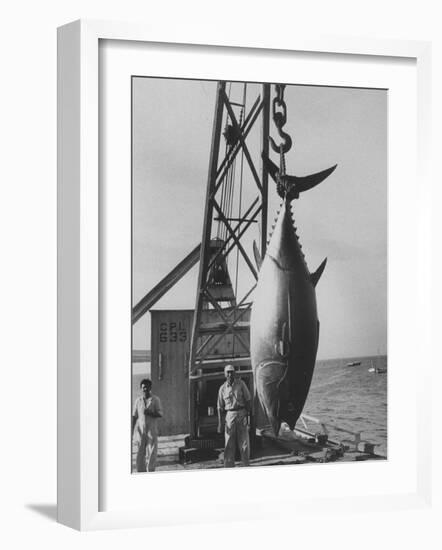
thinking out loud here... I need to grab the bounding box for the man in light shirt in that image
[132,378,163,472]
[217,364,251,467]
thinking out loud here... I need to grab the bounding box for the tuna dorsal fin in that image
[253,240,263,271]
[310,258,327,287]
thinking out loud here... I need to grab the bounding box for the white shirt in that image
[217,378,251,412]
[133,394,163,438]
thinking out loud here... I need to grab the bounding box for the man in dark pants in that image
[217,364,251,467]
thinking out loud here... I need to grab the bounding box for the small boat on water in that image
[368,359,386,374]
[346,361,361,367]
[368,366,387,374]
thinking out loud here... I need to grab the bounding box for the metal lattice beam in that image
[187,81,271,438]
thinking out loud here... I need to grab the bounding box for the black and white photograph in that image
[3,0,439,542]
[2,0,438,541]
[131,77,387,473]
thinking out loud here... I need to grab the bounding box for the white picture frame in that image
[57,19,432,531]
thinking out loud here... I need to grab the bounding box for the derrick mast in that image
[188,81,270,439]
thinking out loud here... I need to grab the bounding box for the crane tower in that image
[188,81,271,439]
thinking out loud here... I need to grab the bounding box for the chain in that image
[273,85,287,129]
[269,84,292,156]
[269,84,293,198]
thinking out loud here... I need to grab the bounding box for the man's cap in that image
[224,364,235,374]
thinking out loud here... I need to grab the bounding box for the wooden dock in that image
[131,420,385,472]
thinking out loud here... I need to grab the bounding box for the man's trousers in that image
[224,411,250,467]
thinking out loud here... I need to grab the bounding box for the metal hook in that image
[269,130,292,154]
[270,85,292,154]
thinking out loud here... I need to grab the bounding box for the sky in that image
[132,77,387,360]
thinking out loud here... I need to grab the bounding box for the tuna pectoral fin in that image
[252,240,263,271]
[275,321,290,358]
[310,258,327,287]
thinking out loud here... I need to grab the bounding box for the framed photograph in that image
[57,20,432,530]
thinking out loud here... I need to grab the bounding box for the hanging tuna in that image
[250,155,337,436]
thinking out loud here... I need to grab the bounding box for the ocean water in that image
[132,355,387,457]
[303,356,387,456]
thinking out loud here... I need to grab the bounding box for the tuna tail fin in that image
[252,240,263,271]
[310,258,327,287]
[263,155,337,200]
[290,164,337,195]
